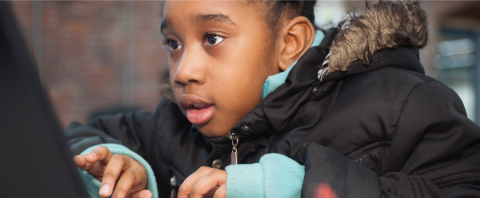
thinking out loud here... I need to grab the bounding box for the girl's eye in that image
[205,34,224,46]
[167,40,182,51]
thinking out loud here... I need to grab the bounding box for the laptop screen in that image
[0,1,88,197]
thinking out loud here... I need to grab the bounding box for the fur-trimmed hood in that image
[322,0,428,75]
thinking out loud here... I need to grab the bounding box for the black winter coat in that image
[66,2,480,197]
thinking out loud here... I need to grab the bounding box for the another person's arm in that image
[294,81,480,198]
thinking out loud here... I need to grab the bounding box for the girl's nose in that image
[173,49,207,86]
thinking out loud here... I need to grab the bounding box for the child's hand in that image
[178,166,227,198]
[73,146,152,198]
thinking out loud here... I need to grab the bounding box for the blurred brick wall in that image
[10,1,169,129]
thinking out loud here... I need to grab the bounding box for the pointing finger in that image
[112,168,143,198]
[85,146,112,165]
[177,166,214,198]
[73,155,91,169]
[190,169,227,198]
[99,154,125,197]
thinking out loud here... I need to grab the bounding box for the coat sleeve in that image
[294,80,480,198]
[293,143,382,198]
[65,109,154,157]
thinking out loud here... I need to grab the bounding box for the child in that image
[67,0,480,198]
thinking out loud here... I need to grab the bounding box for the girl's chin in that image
[194,123,230,138]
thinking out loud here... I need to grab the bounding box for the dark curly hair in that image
[261,0,317,40]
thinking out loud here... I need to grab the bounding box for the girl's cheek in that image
[168,59,180,78]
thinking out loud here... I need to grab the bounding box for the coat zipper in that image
[228,131,239,165]
[170,176,177,198]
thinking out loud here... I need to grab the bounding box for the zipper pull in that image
[228,131,239,165]
[170,176,177,198]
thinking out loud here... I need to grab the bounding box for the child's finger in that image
[99,154,126,197]
[86,161,107,178]
[74,153,104,178]
[213,184,226,198]
[73,155,90,169]
[128,189,152,198]
[177,166,214,198]
[85,146,112,165]
[190,169,227,198]
[111,168,142,198]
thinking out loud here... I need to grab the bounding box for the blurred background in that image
[8,0,480,129]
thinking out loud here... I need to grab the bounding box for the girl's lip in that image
[179,94,215,124]
[179,94,212,107]
[186,105,215,125]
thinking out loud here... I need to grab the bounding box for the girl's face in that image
[161,1,281,137]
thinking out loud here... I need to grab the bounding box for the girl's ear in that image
[277,16,315,71]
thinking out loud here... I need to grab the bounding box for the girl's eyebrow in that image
[161,18,170,33]
[191,14,236,26]
[161,13,235,33]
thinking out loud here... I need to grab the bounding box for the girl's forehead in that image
[161,13,235,34]
[162,0,258,23]
[161,0,267,42]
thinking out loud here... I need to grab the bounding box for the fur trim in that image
[327,0,428,73]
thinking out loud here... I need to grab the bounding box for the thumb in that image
[129,189,152,198]
[213,184,226,198]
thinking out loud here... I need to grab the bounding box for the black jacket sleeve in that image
[295,80,480,198]
[65,110,154,157]
[294,142,382,198]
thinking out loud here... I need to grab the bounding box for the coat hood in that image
[319,0,428,77]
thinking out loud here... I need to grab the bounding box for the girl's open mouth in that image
[186,104,215,125]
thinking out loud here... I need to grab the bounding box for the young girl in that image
[68,1,480,198]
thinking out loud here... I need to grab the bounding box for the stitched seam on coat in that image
[380,51,388,143]
[409,176,418,198]
[436,175,480,188]
[415,177,425,198]
[435,176,478,188]
[380,50,387,68]
[349,142,390,159]
[432,170,480,188]
[384,80,434,174]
